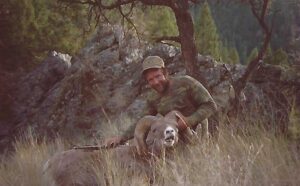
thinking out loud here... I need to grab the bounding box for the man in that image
[104,56,217,147]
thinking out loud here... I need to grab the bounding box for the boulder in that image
[2,24,299,148]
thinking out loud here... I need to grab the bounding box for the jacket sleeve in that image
[184,76,217,128]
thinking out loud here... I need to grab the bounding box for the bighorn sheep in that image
[43,111,195,186]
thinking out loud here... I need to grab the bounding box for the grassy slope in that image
[0,121,299,186]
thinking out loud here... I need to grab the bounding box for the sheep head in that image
[134,111,187,157]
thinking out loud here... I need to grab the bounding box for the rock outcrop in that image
[1,24,299,150]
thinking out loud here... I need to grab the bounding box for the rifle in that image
[72,145,108,151]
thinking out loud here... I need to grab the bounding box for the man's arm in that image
[184,76,217,128]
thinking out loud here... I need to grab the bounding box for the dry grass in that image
[0,120,299,186]
[0,130,66,186]
[288,100,300,139]
[173,126,300,186]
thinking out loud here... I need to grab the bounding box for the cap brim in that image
[142,66,163,74]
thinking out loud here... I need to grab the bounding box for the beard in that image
[151,79,169,94]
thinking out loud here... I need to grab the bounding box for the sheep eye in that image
[152,129,156,133]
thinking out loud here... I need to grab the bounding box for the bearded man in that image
[104,56,217,147]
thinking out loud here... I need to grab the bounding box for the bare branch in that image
[59,0,137,9]
[231,0,274,116]
[153,36,181,43]
[59,0,97,5]
[123,1,135,17]
[117,3,141,43]
[249,0,270,34]
[189,0,201,4]
[98,8,111,24]
[139,0,173,6]
[260,0,269,20]
[100,0,137,10]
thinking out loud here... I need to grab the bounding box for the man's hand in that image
[103,136,125,148]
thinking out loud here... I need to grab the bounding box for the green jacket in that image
[123,75,217,139]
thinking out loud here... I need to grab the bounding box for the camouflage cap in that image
[142,56,165,74]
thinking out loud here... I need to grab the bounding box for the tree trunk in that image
[174,10,198,76]
[172,3,208,87]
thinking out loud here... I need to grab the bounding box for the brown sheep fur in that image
[43,111,195,186]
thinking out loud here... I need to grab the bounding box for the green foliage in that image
[191,0,299,64]
[262,45,273,64]
[201,2,259,64]
[228,47,240,64]
[1,0,93,69]
[265,48,289,66]
[195,1,221,60]
[247,46,288,67]
[132,6,178,40]
[272,48,289,66]
[220,43,240,64]
[220,44,230,63]
[246,47,258,65]
[147,7,178,37]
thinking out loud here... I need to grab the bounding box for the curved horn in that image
[165,110,186,125]
[165,110,196,144]
[134,115,158,155]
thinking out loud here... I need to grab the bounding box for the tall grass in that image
[0,123,299,186]
[0,130,65,186]
[172,126,300,186]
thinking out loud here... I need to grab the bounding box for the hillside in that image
[0,24,299,151]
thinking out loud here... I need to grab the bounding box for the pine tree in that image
[228,47,240,64]
[274,48,289,66]
[195,1,221,60]
[2,0,93,69]
[263,44,273,64]
[220,44,230,63]
[147,7,178,37]
[246,47,258,65]
[132,6,178,40]
[266,48,289,66]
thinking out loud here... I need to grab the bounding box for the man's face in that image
[145,68,168,93]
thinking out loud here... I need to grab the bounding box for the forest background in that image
[1,0,299,72]
[0,1,300,185]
